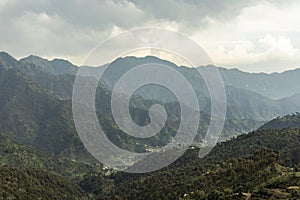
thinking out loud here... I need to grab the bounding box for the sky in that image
[1,0,300,72]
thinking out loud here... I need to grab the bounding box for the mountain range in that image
[1,50,300,199]
[0,51,300,147]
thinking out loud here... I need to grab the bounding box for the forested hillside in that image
[78,115,300,199]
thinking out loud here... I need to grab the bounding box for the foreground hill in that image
[0,134,102,180]
[78,114,300,199]
[0,66,94,161]
[205,128,300,166]
[106,148,300,200]
[258,112,300,130]
[0,167,90,199]
[0,96,299,199]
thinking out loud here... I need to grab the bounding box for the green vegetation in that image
[205,128,300,166]
[79,127,300,199]
[0,167,91,199]
[0,134,102,181]
[259,112,300,130]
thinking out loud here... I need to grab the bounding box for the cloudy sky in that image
[1,0,300,72]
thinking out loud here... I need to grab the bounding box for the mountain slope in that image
[79,114,300,199]
[20,55,78,75]
[0,134,101,180]
[214,66,300,99]
[258,112,300,130]
[0,167,90,200]
[206,128,300,166]
[0,64,94,161]
[6,52,300,122]
[1,52,300,151]
[83,146,300,199]
[14,53,300,115]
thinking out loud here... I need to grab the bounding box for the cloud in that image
[259,34,298,57]
[0,0,147,30]
[1,11,109,61]
[0,0,299,72]
[236,2,300,32]
[0,0,13,10]
[211,34,300,72]
[0,0,148,61]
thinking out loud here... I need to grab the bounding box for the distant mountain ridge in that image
[13,52,300,100]
[19,55,78,75]
[16,52,300,99]
[0,51,300,145]
[200,65,300,99]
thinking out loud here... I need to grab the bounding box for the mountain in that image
[214,66,300,99]
[1,51,300,199]
[0,52,75,100]
[77,114,300,199]
[96,56,300,121]
[18,53,300,99]
[19,55,78,75]
[258,112,300,130]
[1,52,300,143]
[106,148,299,199]
[104,61,297,121]
[205,128,300,166]
[0,134,101,180]
[0,167,90,199]
[79,114,300,199]
[16,52,300,100]
[0,52,22,69]
[0,62,94,161]
[0,53,187,160]
[224,86,300,120]
[15,53,300,121]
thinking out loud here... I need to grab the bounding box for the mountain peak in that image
[51,58,75,67]
[0,51,20,69]
[21,54,47,61]
[113,55,179,69]
[0,51,17,61]
[19,55,49,65]
[19,55,77,75]
[0,51,12,57]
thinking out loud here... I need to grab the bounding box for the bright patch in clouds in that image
[237,2,300,32]
[188,1,300,72]
[209,34,300,72]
